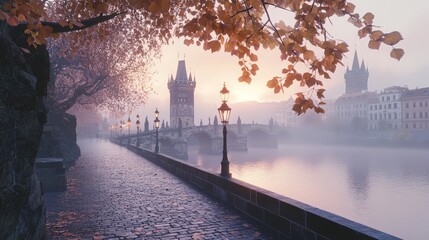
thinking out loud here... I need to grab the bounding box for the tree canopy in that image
[1,0,403,115]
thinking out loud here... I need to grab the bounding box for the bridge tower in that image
[344,50,369,94]
[168,59,196,128]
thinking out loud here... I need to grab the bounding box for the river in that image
[185,143,429,240]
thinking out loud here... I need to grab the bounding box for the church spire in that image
[352,49,360,71]
[175,60,188,81]
[361,60,367,72]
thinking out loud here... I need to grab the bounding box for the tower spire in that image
[352,49,359,70]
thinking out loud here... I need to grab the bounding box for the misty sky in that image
[131,0,429,125]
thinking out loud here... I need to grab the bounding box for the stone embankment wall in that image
[0,22,47,239]
[126,144,399,240]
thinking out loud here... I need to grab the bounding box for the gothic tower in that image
[344,50,369,94]
[168,59,196,128]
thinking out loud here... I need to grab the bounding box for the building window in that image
[394,112,397,119]
[406,113,409,119]
[413,123,416,128]
[393,95,396,101]
[406,103,409,108]
[394,103,397,109]
[387,96,390,101]
[413,102,416,107]
[413,112,416,119]
[420,112,423,118]
[426,112,428,118]
[388,104,391,109]
[426,102,428,107]
[370,105,373,111]
[382,96,385,102]
[388,113,391,119]
[420,102,423,107]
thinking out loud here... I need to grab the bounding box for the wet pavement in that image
[44,139,272,239]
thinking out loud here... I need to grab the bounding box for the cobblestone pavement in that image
[44,139,272,240]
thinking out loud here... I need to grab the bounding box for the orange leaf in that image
[370,30,383,41]
[7,16,19,26]
[362,12,374,25]
[383,31,403,45]
[249,53,258,61]
[266,78,278,88]
[368,40,381,49]
[390,48,404,61]
[17,14,26,22]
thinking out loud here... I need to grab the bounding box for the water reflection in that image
[185,144,429,240]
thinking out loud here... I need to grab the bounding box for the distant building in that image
[168,60,196,128]
[368,86,408,130]
[344,50,369,94]
[402,87,429,132]
[335,92,378,130]
[273,97,297,127]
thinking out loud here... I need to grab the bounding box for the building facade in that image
[402,87,429,131]
[335,92,378,130]
[368,86,408,130]
[168,60,196,128]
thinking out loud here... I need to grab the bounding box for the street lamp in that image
[136,114,141,147]
[154,109,160,153]
[127,116,131,144]
[119,120,123,136]
[115,123,118,137]
[218,83,232,178]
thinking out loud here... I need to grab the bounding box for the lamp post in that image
[119,120,123,136]
[218,83,232,178]
[136,114,141,147]
[154,109,160,153]
[127,116,131,144]
[115,123,118,137]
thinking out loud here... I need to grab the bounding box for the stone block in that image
[279,201,306,226]
[264,210,291,236]
[35,158,66,192]
[257,192,279,214]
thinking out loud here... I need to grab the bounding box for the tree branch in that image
[16,11,125,33]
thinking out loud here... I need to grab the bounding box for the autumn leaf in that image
[316,89,325,99]
[249,53,258,61]
[362,12,374,25]
[368,40,381,49]
[7,16,19,26]
[383,31,403,45]
[390,48,404,61]
[266,78,278,88]
[370,30,384,41]
[17,14,26,22]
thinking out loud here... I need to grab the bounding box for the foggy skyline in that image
[128,0,428,124]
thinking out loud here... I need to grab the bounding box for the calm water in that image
[185,144,429,240]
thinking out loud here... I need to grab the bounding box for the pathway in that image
[44,139,272,240]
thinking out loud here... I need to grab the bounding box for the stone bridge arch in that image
[186,130,213,154]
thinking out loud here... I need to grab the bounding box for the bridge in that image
[113,123,278,159]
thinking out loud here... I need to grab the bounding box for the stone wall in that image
[126,144,399,240]
[0,22,47,239]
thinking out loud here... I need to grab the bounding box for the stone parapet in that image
[126,144,399,240]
